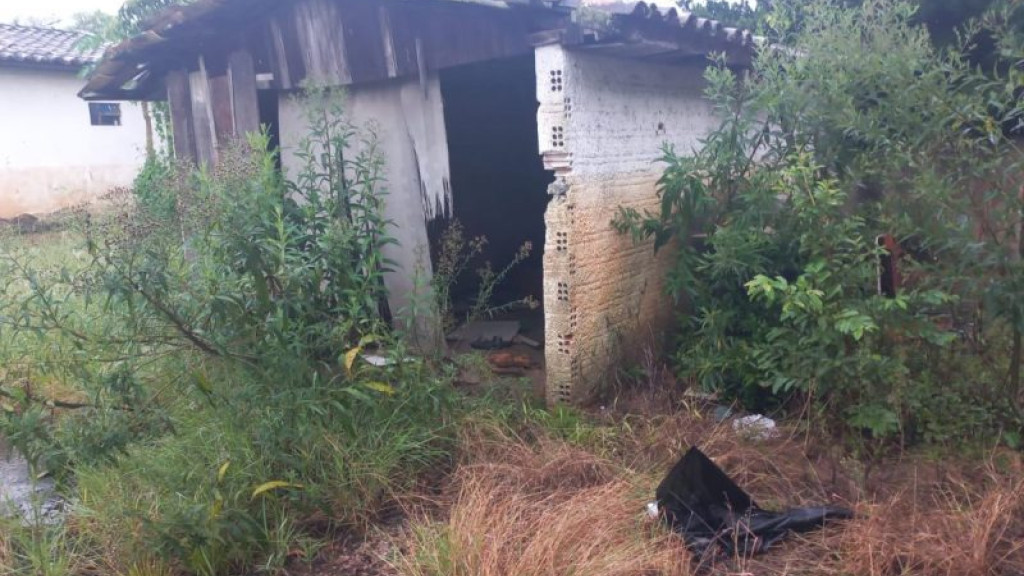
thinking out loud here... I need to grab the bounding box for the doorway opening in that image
[257,89,280,170]
[432,53,552,384]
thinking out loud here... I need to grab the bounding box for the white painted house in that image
[0,24,148,217]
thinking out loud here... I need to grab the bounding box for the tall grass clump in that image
[0,86,454,575]
[396,424,693,576]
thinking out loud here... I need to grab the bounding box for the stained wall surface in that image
[0,67,147,217]
[278,75,450,344]
[536,46,718,403]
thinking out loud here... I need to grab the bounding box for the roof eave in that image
[0,59,91,73]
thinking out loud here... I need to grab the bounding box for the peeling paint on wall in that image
[399,78,452,221]
[278,73,450,335]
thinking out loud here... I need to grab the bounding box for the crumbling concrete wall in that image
[278,75,450,345]
[536,45,717,403]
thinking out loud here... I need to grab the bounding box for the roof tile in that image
[0,23,104,68]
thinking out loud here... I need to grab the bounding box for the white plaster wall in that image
[0,66,148,217]
[537,46,718,403]
[278,75,450,344]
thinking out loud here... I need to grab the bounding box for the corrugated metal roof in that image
[0,23,104,68]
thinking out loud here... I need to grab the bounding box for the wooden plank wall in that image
[166,49,261,166]
[258,0,550,90]
[166,0,567,164]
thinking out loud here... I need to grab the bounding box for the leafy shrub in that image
[614,0,1024,444]
[0,87,455,574]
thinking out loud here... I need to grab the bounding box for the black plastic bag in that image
[655,447,853,556]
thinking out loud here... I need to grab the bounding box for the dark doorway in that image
[258,89,280,170]
[434,53,553,326]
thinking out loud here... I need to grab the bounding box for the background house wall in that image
[536,45,717,403]
[0,66,147,217]
[278,75,450,343]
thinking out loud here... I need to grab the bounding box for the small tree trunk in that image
[142,101,155,160]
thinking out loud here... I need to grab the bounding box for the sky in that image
[0,0,125,26]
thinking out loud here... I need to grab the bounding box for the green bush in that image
[614,0,1024,445]
[0,87,455,574]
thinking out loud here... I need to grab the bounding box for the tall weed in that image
[0,87,455,574]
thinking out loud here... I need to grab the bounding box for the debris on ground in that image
[731,414,780,440]
[653,446,853,558]
[487,352,535,375]
[512,333,542,349]
[447,320,521,350]
[712,405,734,423]
[682,389,720,402]
[361,353,418,367]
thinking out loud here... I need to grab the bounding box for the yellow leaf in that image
[217,461,230,483]
[344,346,362,375]
[193,371,212,395]
[364,381,395,396]
[251,481,304,499]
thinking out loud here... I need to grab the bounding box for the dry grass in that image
[394,403,1024,576]
[395,428,693,576]
[837,471,1024,576]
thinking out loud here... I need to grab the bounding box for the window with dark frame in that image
[89,103,122,126]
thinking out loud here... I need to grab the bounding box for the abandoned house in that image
[78,0,755,404]
[0,24,148,217]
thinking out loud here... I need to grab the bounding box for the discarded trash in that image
[512,333,543,349]
[362,354,416,367]
[712,405,734,423]
[732,414,780,440]
[487,352,535,375]
[470,336,513,350]
[682,389,719,402]
[655,447,853,557]
[447,320,521,350]
[645,501,660,520]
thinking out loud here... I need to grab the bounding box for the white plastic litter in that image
[732,414,780,440]
[645,501,660,520]
[362,354,417,367]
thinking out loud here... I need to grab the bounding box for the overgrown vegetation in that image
[431,220,536,334]
[0,88,453,575]
[4,1,1024,574]
[615,0,1024,446]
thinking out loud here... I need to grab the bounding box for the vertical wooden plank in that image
[268,19,293,89]
[228,50,260,137]
[336,0,387,84]
[189,57,218,167]
[209,74,235,144]
[166,69,196,163]
[379,5,398,79]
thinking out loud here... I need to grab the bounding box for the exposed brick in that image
[538,46,717,404]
